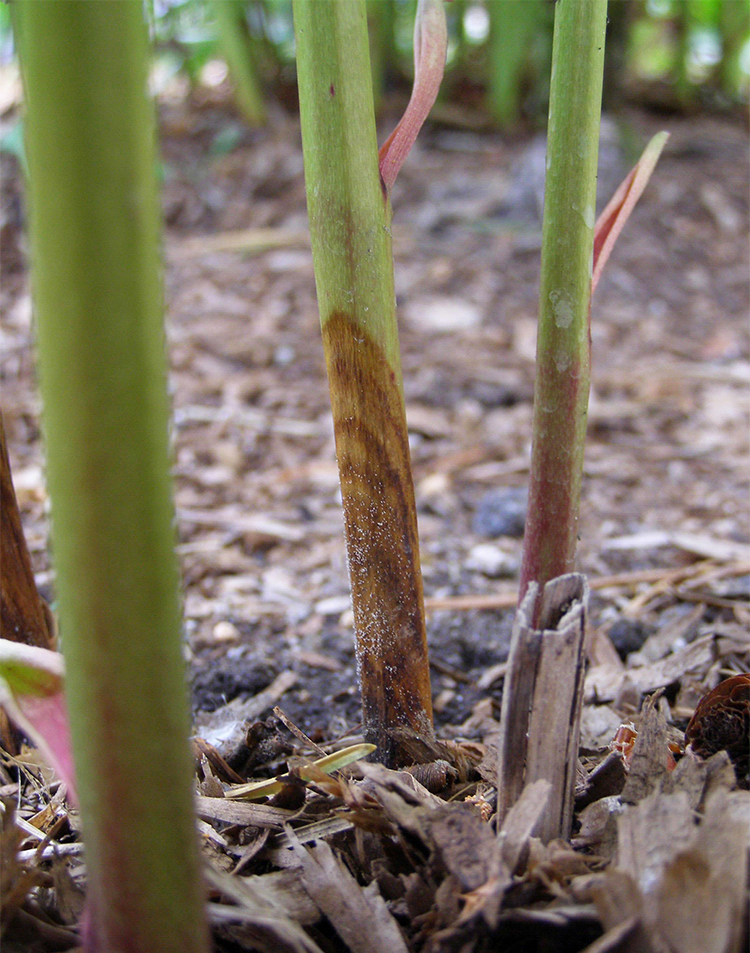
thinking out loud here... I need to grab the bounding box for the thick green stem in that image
[519,0,607,606]
[14,3,209,951]
[212,0,267,126]
[293,0,433,767]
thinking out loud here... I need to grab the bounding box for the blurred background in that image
[1,0,749,155]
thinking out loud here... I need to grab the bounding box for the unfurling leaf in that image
[592,131,669,295]
[0,639,77,804]
[378,0,447,193]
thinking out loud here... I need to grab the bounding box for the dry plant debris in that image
[3,667,748,951]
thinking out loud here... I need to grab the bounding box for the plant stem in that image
[486,0,548,128]
[14,3,209,951]
[212,0,267,126]
[293,0,433,766]
[367,0,395,114]
[1,413,53,652]
[518,0,608,608]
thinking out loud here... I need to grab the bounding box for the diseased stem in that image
[14,3,209,951]
[518,0,608,610]
[293,0,433,766]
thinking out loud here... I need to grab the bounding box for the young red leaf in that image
[378,0,447,193]
[592,131,669,295]
[0,639,77,805]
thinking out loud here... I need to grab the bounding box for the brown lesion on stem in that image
[322,310,433,767]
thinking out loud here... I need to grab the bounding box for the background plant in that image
[4,0,744,155]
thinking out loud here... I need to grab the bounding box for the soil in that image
[1,92,749,952]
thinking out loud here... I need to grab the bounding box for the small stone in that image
[405,296,482,332]
[607,618,650,659]
[314,595,351,617]
[472,487,527,538]
[274,344,296,366]
[465,543,515,578]
[212,620,240,643]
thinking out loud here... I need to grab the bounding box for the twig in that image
[273,706,327,757]
[424,561,750,614]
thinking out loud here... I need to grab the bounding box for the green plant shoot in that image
[518,0,608,607]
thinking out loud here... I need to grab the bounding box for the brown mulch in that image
[1,91,748,952]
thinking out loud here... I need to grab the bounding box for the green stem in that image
[720,0,750,100]
[14,3,209,951]
[518,0,607,606]
[486,0,546,128]
[212,0,267,126]
[293,0,433,767]
[367,0,395,114]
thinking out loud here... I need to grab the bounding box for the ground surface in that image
[1,98,749,952]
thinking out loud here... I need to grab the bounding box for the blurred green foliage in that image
[1,0,748,135]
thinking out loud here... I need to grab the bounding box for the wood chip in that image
[498,778,551,874]
[613,789,748,953]
[289,835,411,953]
[195,796,295,829]
[586,634,717,704]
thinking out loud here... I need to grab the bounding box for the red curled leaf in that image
[379,0,447,194]
[0,639,77,805]
[592,131,669,296]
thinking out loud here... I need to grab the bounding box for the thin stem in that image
[486,0,547,128]
[212,0,267,126]
[293,0,433,766]
[14,3,209,951]
[518,0,608,607]
[1,413,53,651]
